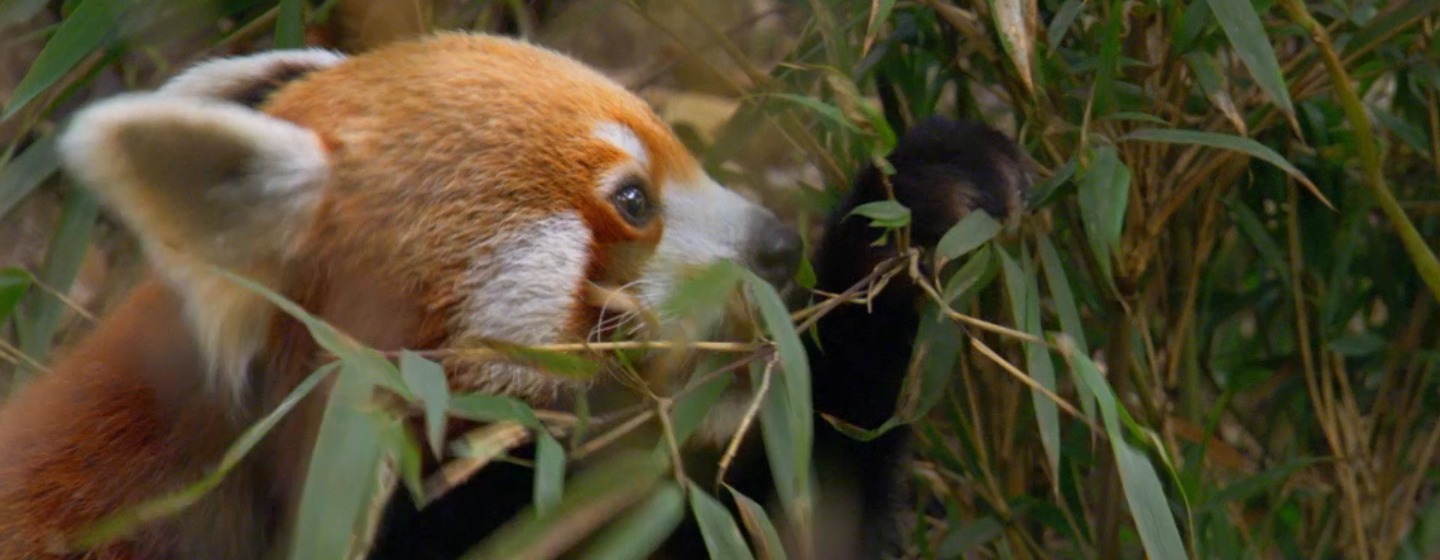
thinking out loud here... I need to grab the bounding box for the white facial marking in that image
[636,175,762,316]
[456,212,592,402]
[593,122,649,169]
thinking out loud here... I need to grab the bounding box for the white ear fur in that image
[161,49,345,102]
[59,94,330,396]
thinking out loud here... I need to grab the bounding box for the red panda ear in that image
[61,94,327,273]
[58,91,331,395]
[159,50,344,106]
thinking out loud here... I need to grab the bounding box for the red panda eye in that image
[610,179,654,226]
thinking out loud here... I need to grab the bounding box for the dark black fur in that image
[367,116,1028,559]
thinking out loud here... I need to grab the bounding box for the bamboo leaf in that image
[1204,0,1295,116]
[728,485,789,560]
[534,433,566,515]
[463,451,666,560]
[668,363,734,444]
[848,199,912,229]
[1077,146,1130,283]
[940,245,999,306]
[493,343,599,380]
[862,0,899,56]
[1001,247,1060,480]
[275,0,305,48]
[1122,128,1326,206]
[743,271,813,523]
[575,482,687,560]
[767,93,861,133]
[1037,234,1095,421]
[1046,0,1084,50]
[1058,339,1187,560]
[691,488,757,560]
[0,135,58,220]
[449,393,544,430]
[989,0,1037,94]
[936,210,1001,262]
[287,365,389,560]
[400,351,451,457]
[0,268,31,324]
[3,0,117,120]
[15,186,96,376]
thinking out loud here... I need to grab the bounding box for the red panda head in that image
[59,34,799,405]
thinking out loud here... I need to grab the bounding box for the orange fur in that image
[0,33,769,558]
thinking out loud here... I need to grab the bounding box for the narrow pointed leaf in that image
[691,488,757,560]
[1204,0,1295,116]
[400,351,451,457]
[1122,128,1326,206]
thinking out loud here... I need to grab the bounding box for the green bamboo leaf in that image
[743,271,813,523]
[662,259,743,329]
[274,0,305,49]
[463,451,666,560]
[936,515,1004,557]
[1001,247,1060,480]
[668,362,734,445]
[848,199,911,229]
[3,0,118,120]
[1094,6,1122,115]
[940,245,999,306]
[936,210,1001,262]
[73,362,338,548]
[1122,128,1326,206]
[1058,339,1187,560]
[287,365,388,560]
[691,488,757,560]
[1183,53,1248,135]
[1028,157,1077,210]
[0,268,31,323]
[400,351,450,457]
[1343,0,1440,60]
[0,135,59,220]
[375,411,426,504]
[534,433,566,515]
[15,186,96,377]
[1204,0,1295,116]
[449,393,544,430]
[728,485,789,560]
[766,93,861,133]
[575,482,687,560]
[1046,0,1084,50]
[493,343,599,380]
[1037,235,1095,421]
[1077,146,1130,283]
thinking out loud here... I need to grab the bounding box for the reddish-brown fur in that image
[0,34,715,558]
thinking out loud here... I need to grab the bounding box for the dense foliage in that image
[2,0,1439,558]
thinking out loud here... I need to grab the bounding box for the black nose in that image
[751,216,803,288]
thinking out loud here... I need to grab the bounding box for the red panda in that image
[0,33,1027,560]
[368,116,1029,560]
[0,34,802,559]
